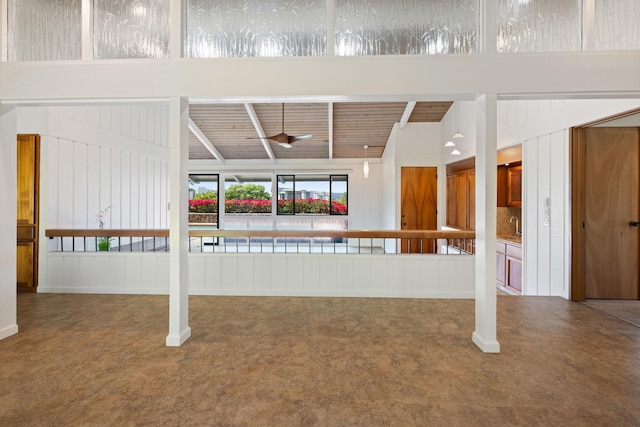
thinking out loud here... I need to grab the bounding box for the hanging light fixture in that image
[451,148,461,156]
[444,140,455,147]
[363,145,369,178]
[452,102,463,139]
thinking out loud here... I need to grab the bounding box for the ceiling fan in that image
[251,103,314,148]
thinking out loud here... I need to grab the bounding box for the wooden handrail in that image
[45,228,475,240]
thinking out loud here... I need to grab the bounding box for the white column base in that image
[472,331,501,353]
[166,327,192,347]
[0,324,19,341]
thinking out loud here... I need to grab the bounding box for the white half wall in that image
[38,253,475,299]
[0,106,18,341]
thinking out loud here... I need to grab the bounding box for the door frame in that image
[570,109,640,301]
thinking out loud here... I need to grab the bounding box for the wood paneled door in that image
[17,135,40,292]
[572,126,639,300]
[400,167,437,253]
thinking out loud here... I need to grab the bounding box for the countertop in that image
[497,234,522,245]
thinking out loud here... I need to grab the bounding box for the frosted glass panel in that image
[93,0,170,59]
[335,0,479,55]
[7,0,81,61]
[187,0,326,58]
[497,0,582,53]
[595,0,640,50]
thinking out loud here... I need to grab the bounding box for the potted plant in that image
[97,206,113,251]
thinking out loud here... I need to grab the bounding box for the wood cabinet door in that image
[446,175,457,227]
[467,171,475,230]
[401,167,437,253]
[506,257,523,293]
[17,135,40,292]
[496,253,505,286]
[507,166,522,207]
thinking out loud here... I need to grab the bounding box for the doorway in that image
[400,167,437,253]
[571,124,640,301]
[17,134,40,292]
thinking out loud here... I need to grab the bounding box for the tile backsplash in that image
[497,207,522,237]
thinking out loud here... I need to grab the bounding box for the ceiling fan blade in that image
[278,142,293,148]
[292,134,313,141]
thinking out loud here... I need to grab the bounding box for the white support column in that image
[472,93,500,353]
[0,105,18,341]
[166,97,191,347]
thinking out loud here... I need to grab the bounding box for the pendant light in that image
[452,102,463,139]
[363,145,369,178]
[451,149,461,156]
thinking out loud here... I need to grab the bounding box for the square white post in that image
[166,97,191,347]
[473,94,500,353]
[0,106,18,341]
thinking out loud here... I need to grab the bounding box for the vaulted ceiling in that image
[188,101,452,161]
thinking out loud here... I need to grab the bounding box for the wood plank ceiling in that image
[188,101,452,161]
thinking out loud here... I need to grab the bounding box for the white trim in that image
[188,118,225,163]
[582,0,596,51]
[245,102,276,162]
[399,101,416,129]
[81,0,93,60]
[0,324,18,340]
[1,0,8,62]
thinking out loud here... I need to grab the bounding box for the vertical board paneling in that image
[87,106,100,127]
[111,105,122,134]
[370,259,387,291]
[99,147,111,218]
[386,258,404,295]
[237,257,254,289]
[204,256,221,289]
[139,106,148,142]
[523,138,539,295]
[403,258,422,292]
[74,106,88,123]
[220,257,239,289]
[100,106,111,131]
[286,258,304,290]
[146,157,155,228]
[269,257,287,290]
[537,134,552,295]
[140,256,158,290]
[420,258,439,291]
[46,137,59,228]
[336,258,354,290]
[120,153,131,227]
[110,150,122,228]
[549,130,568,297]
[87,145,101,227]
[138,156,147,228]
[253,256,271,290]
[437,257,455,293]
[147,105,155,144]
[130,153,140,228]
[159,160,168,227]
[319,258,337,290]
[125,256,142,290]
[73,143,88,244]
[121,106,132,137]
[57,139,75,227]
[353,258,371,291]
[303,257,321,290]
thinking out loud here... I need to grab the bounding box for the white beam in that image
[399,101,416,129]
[244,102,276,163]
[166,97,191,347]
[328,102,334,160]
[472,93,500,354]
[188,118,225,163]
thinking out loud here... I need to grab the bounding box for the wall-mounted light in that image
[363,145,369,178]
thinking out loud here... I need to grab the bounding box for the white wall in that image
[507,99,640,298]
[39,252,475,299]
[16,105,171,290]
[0,106,18,340]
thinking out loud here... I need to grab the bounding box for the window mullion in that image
[582,0,596,51]
[81,0,93,60]
[1,0,8,61]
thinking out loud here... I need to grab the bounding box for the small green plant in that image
[97,206,113,251]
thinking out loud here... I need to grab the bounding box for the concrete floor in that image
[1,293,639,426]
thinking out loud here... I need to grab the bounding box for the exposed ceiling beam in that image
[188,118,225,163]
[244,102,276,163]
[328,102,334,160]
[399,101,417,129]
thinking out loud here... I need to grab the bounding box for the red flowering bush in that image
[277,199,347,215]
[225,199,272,213]
[189,198,217,213]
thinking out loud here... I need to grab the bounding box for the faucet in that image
[510,216,521,238]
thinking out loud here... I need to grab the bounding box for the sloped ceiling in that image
[188,101,452,161]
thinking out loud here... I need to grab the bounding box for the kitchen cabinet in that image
[446,169,475,230]
[497,238,522,294]
[498,162,522,208]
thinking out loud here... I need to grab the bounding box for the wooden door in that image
[584,128,639,300]
[401,167,437,253]
[17,135,40,292]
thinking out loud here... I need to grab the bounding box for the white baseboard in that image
[0,324,19,341]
